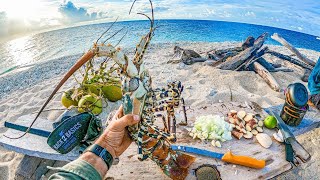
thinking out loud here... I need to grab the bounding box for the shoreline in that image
[0,41,319,179]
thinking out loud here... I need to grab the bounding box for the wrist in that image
[95,135,116,158]
[80,151,108,178]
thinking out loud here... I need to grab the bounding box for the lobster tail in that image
[175,152,196,169]
[165,151,195,180]
[133,130,195,179]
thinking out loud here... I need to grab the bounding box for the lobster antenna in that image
[96,17,119,44]
[115,30,128,47]
[130,0,154,28]
[103,27,125,44]
[137,12,152,25]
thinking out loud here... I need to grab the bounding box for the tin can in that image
[280,83,309,126]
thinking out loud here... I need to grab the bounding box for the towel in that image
[308,57,320,95]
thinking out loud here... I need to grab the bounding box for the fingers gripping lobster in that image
[7,0,195,179]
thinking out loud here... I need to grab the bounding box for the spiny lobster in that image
[7,0,195,179]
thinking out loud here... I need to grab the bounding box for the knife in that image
[171,145,265,169]
[270,111,311,163]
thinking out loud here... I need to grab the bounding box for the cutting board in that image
[0,102,319,179]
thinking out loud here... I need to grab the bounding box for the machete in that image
[171,145,265,169]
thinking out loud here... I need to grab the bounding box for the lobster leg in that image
[168,107,177,141]
[137,129,149,161]
[141,122,175,142]
[179,98,188,125]
[154,114,169,133]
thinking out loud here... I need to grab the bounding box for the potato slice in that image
[237,111,246,120]
[243,132,253,139]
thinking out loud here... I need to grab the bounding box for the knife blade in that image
[269,111,295,141]
[171,145,265,169]
[269,111,311,162]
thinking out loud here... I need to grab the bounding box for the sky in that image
[0,0,319,39]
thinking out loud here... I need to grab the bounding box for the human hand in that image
[95,105,140,158]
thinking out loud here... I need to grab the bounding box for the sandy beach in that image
[0,42,319,179]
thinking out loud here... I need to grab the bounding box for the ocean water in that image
[0,19,319,74]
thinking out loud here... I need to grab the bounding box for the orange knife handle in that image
[221,151,265,169]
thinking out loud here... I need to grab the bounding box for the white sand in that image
[0,42,319,179]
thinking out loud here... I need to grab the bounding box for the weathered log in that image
[219,33,268,70]
[241,36,255,49]
[183,57,208,65]
[240,46,269,71]
[168,46,201,64]
[266,49,313,70]
[270,63,282,68]
[257,58,275,71]
[253,62,280,91]
[269,67,293,72]
[206,36,255,60]
[271,33,315,66]
[213,47,243,56]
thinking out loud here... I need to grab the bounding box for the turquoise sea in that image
[0,19,319,74]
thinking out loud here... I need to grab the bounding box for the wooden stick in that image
[269,67,293,72]
[266,50,313,70]
[183,57,208,65]
[271,33,315,66]
[240,47,269,71]
[253,62,280,92]
[219,33,268,70]
[205,36,255,58]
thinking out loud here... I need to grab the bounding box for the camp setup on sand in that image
[0,1,320,179]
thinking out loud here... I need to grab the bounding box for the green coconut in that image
[78,94,103,115]
[61,89,78,108]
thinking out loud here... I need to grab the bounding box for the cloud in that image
[1,0,320,38]
[245,11,256,17]
[59,1,91,23]
[58,1,105,24]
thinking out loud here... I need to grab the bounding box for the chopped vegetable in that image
[189,115,233,147]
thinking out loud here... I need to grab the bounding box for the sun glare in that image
[0,0,42,20]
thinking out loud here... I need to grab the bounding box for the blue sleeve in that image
[308,58,320,95]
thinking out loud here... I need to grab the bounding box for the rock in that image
[177,63,186,70]
[170,46,201,64]
[209,90,217,96]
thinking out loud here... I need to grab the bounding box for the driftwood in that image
[168,46,202,64]
[206,51,238,67]
[218,33,268,70]
[239,46,269,71]
[271,33,315,67]
[253,62,280,91]
[255,58,275,71]
[269,67,293,72]
[266,50,313,70]
[206,36,255,61]
[170,32,315,92]
[183,57,208,65]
